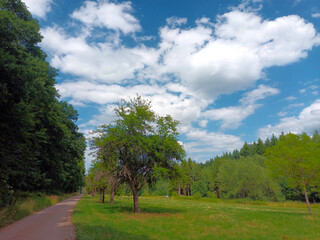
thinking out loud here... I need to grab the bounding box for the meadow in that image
[73,195,320,240]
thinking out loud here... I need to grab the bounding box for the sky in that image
[22,0,320,169]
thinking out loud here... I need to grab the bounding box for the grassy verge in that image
[0,192,78,228]
[73,195,320,240]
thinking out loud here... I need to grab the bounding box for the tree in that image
[0,0,85,205]
[91,96,185,213]
[217,157,283,201]
[240,142,250,157]
[265,133,320,214]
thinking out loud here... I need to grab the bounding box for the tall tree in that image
[91,96,185,213]
[0,0,85,205]
[265,133,320,214]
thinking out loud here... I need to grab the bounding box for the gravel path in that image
[0,194,83,240]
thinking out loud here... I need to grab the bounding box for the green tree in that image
[217,157,283,201]
[91,96,185,213]
[0,0,85,205]
[265,133,320,214]
[240,142,250,157]
[312,130,320,143]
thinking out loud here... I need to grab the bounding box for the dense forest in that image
[0,0,86,206]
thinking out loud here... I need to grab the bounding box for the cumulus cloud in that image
[57,80,208,128]
[155,11,320,98]
[41,27,158,83]
[39,3,320,161]
[258,99,320,139]
[203,85,279,129]
[23,0,52,18]
[184,128,243,160]
[41,8,320,100]
[71,0,141,34]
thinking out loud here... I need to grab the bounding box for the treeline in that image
[88,131,320,206]
[0,0,86,206]
[150,131,320,203]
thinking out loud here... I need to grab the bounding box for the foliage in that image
[265,133,320,213]
[0,0,85,206]
[0,192,76,228]
[217,157,284,201]
[90,96,185,212]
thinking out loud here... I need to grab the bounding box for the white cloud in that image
[23,0,52,18]
[71,1,141,34]
[312,13,320,18]
[155,11,320,98]
[277,111,287,117]
[41,9,320,101]
[41,27,158,83]
[57,81,208,127]
[166,17,188,27]
[288,103,304,108]
[203,85,279,129]
[184,128,243,160]
[258,99,320,139]
[39,5,320,162]
[286,96,297,101]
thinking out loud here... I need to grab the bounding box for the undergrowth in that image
[0,192,77,228]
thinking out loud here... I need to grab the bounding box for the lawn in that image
[73,195,320,240]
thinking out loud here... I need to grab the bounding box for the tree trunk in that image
[178,183,181,196]
[132,188,141,213]
[110,186,115,205]
[102,189,105,203]
[303,186,312,214]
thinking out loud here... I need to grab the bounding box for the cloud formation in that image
[202,85,279,129]
[71,1,141,34]
[258,99,320,139]
[23,0,52,18]
[38,1,320,161]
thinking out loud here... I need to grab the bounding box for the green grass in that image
[73,195,320,240]
[0,192,77,228]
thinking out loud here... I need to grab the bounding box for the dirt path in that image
[0,194,83,240]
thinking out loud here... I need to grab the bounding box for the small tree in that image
[265,133,320,214]
[92,96,185,213]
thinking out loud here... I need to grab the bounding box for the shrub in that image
[194,192,202,200]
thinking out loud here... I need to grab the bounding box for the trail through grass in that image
[0,192,77,228]
[73,195,320,240]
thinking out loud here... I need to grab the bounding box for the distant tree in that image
[256,138,265,155]
[312,130,320,143]
[265,133,320,214]
[270,134,278,146]
[232,149,240,159]
[91,96,185,213]
[218,157,283,201]
[191,179,208,197]
[240,142,250,157]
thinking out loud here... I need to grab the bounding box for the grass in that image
[73,195,320,240]
[0,192,77,228]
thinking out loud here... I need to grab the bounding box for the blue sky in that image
[23,0,320,168]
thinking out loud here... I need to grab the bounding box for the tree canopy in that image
[265,133,320,214]
[0,0,86,206]
[90,96,185,212]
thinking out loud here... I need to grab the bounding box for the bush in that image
[194,192,202,200]
[207,191,217,199]
[171,191,178,197]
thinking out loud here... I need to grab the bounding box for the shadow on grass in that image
[76,223,150,240]
[102,203,184,214]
